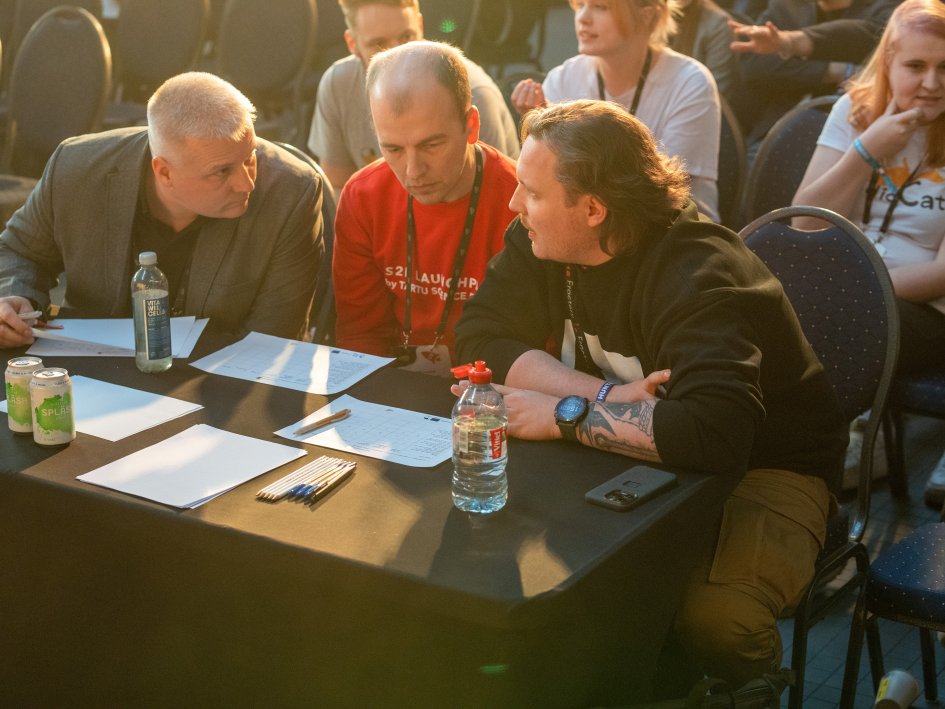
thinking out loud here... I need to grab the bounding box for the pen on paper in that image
[294,408,351,436]
[22,310,64,329]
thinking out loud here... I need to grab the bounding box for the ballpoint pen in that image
[22,310,64,329]
[293,408,351,436]
[304,466,355,504]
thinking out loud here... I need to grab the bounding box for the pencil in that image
[293,408,351,436]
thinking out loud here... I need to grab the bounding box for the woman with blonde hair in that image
[512,0,721,221]
[794,0,945,507]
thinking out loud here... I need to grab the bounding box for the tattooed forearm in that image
[578,400,660,461]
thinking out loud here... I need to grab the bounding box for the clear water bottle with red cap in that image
[450,360,508,514]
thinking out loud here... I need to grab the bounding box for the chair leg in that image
[788,579,822,709]
[840,586,867,709]
[885,407,909,498]
[865,614,885,694]
[919,627,938,701]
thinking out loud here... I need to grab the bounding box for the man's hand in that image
[606,369,670,404]
[451,380,561,440]
[0,296,37,348]
[729,20,812,59]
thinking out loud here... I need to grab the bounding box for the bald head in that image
[366,40,470,123]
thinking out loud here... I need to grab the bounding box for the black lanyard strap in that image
[862,159,923,235]
[564,265,604,378]
[403,144,484,348]
[597,47,652,117]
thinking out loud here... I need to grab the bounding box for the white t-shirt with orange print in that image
[819,93,945,314]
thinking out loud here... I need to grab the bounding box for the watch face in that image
[556,395,588,423]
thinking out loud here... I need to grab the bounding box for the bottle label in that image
[143,295,172,359]
[489,428,506,459]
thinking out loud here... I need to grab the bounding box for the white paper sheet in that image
[77,424,306,508]
[190,331,393,395]
[28,317,208,358]
[0,375,202,441]
[274,394,452,468]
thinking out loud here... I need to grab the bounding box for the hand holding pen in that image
[0,296,37,348]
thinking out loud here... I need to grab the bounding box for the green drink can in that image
[30,367,75,446]
[5,356,43,434]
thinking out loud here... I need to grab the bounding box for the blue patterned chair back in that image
[738,95,837,228]
[740,207,898,425]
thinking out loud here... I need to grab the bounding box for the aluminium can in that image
[5,356,43,434]
[29,367,75,446]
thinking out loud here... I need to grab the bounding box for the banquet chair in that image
[103,0,210,129]
[469,0,549,77]
[883,368,945,499]
[739,205,900,709]
[276,141,336,345]
[216,0,317,144]
[420,0,481,51]
[842,503,945,702]
[1,0,102,92]
[717,95,746,229]
[0,6,111,224]
[737,95,837,229]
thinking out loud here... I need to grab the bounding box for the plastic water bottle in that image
[131,251,172,373]
[451,360,508,514]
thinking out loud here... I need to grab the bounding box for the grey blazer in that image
[0,128,323,340]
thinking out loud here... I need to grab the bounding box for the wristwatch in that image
[555,395,589,442]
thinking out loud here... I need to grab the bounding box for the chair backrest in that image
[739,205,900,540]
[276,142,336,345]
[737,94,837,228]
[718,95,746,229]
[114,0,209,103]
[420,0,480,51]
[3,6,111,178]
[216,0,316,98]
[496,70,545,133]
[470,0,548,74]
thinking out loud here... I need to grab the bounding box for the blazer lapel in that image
[103,160,143,316]
[186,218,238,314]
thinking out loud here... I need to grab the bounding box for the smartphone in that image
[585,465,677,512]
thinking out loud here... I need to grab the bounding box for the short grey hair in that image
[147,72,256,157]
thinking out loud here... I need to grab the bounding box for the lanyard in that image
[564,265,604,378]
[862,160,923,235]
[597,48,652,117]
[402,144,484,349]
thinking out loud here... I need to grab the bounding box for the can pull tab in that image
[450,360,492,384]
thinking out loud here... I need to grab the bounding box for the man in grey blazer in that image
[0,72,324,348]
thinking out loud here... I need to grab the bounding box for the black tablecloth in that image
[1,334,736,707]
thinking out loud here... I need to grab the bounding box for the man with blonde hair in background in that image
[307,0,519,191]
[0,71,324,347]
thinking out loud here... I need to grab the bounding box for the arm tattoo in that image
[579,401,659,460]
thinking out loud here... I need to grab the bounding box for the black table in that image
[1,337,737,708]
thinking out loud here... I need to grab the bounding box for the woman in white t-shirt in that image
[511,0,721,222]
[794,0,945,506]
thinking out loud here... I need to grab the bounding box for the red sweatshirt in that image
[333,143,518,359]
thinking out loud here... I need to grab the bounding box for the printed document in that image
[28,317,208,358]
[274,394,451,467]
[190,331,393,395]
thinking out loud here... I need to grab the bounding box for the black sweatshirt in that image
[455,203,848,485]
